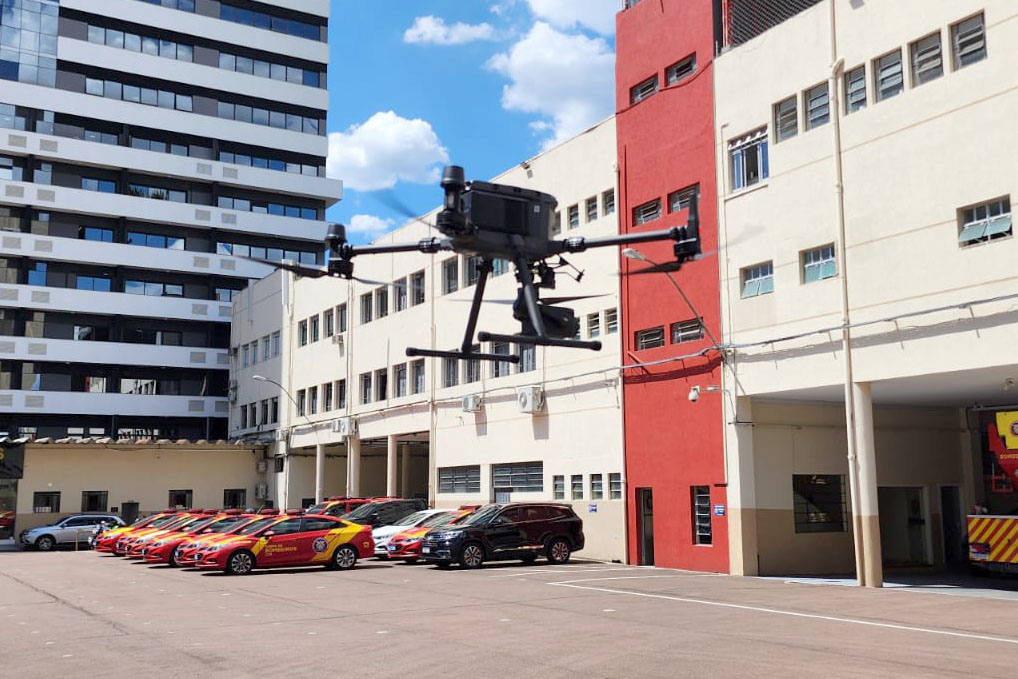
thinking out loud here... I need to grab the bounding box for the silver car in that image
[19,514,125,551]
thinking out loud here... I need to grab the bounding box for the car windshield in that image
[343,503,381,521]
[144,515,178,528]
[235,518,275,535]
[460,505,502,526]
[184,517,220,532]
[306,503,328,515]
[203,516,245,533]
[395,511,432,526]
[421,511,457,527]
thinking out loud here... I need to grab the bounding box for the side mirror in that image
[263,531,276,537]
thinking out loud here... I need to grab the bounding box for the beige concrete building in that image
[231,118,629,561]
[715,0,1016,582]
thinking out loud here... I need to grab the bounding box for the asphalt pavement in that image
[2,550,1017,678]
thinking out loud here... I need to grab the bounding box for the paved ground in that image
[2,550,1017,678]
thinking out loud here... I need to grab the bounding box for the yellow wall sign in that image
[995,411,1018,451]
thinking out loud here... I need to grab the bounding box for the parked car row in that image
[77,497,586,575]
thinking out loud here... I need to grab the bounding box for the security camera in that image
[688,386,701,403]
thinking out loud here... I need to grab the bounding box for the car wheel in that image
[332,544,358,571]
[225,550,255,575]
[521,553,538,565]
[546,538,571,565]
[36,535,56,552]
[168,550,179,568]
[459,542,485,569]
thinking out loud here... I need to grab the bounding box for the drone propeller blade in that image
[621,249,718,276]
[372,190,437,231]
[448,293,606,305]
[241,257,329,278]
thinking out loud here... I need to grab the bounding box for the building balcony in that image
[0,283,232,324]
[0,335,229,371]
[0,390,228,418]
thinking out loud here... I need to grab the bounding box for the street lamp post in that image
[252,374,325,505]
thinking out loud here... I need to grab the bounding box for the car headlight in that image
[434,531,463,540]
[206,544,223,552]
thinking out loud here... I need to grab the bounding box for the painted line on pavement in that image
[548,575,1018,647]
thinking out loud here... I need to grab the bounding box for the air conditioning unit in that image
[255,460,268,473]
[516,385,544,414]
[331,334,344,346]
[274,427,288,441]
[461,394,483,412]
[254,483,268,500]
[331,417,357,437]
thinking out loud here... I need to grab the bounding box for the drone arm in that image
[510,235,547,337]
[341,237,452,258]
[555,226,682,254]
[460,259,492,353]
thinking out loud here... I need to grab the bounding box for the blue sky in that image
[325,1,619,243]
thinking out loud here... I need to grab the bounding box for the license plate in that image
[387,545,397,551]
[421,546,431,554]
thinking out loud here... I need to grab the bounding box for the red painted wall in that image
[616,0,729,572]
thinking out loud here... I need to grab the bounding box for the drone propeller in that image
[242,257,387,285]
[622,249,718,276]
[372,190,438,232]
[450,293,607,305]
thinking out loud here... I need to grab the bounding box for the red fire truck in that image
[968,413,1018,573]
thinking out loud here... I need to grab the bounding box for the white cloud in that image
[487,22,615,149]
[404,15,495,45]
[525,0,619,36]
[348,214,396,238]
[327,111,450,192]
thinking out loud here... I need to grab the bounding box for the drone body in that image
[252,165,698,363]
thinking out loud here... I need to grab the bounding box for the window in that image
[602,189,615,215]
[242,345,250,367]
[874,50,904,102]
[793,474,846,533]
[308,386,318,414]
[951,14,986,70]
[465,256,482,286]
[465,346,481,384]
[609,473,622,499]
[492,341,512,378]
[412,360,425,394]
[375,368,388,401]
[239,405,247,429]
[633,199,661,226]
[804,83,829,130]
[376,288,388,318]
[668,184,699,214]
[666,54,696,85]
[411,271,426,305]
[571,474,583,500]
[692,486,712,545]
[438,465,481,494]
[223,489,246,509]
[250,340,259,365]
[394,363,407,397]
[33,492,60,513]
[272,331,281,356]
[553,475,565,500]
[298,320,308,347]
[730,129,769,191]
[270,397,279,423]
[774,96,797,141]
[261,399,269,423]
[605,308,618,334]
[587,313,601,339]
[590,474,604,500]
[443,358,458,388]
[360,373,371,403]
[958,197,1011,246]
[360,293,373,324]
[551,211,561,236]
[249,402,258,426]
[492,259,510,277]
[310,315,319,342]
[81,491,108,512]
[442,258,459,294]
[910,33,943,87]
[585,197,598,222]
[567,204,580,230]
[82,177,117,194]
[168,489,193,509]
[630,75,658,104]
[336,379,346,409]
[741,262,774,298]
[518,343,536,373]
[671,318,704,344]
[802,244,837,282]
[323,382,333,411]
[337,304,348,332]
[323,310,334,337]
[844,65,867,114]
[297,389,306,415]
[635,327,665,350]
[492,462,543,493]
[394,278,407,312]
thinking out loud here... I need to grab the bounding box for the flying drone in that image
[252,166,700,364]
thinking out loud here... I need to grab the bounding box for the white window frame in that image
[635,326,665,350]
[951,13,986,70]
[741,261,774,298]
[802,244,837,283]
[633,198,661,226]
[803,82,829,130]
[774,95,797,142]
[844,64,867,114]
[874,49,904,102]
[666,54,696,85]
[729,128,769,192]
[602,189,615,215]
[585,196,598,222]
[630,75,658,104]
[910,32,943,87]
[671,318,704,344]
[958,197,1012,247]
[587,312,601,339]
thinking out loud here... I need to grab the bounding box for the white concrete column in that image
[726,395,759,575]
[852,382,883,588]
[386,435,399,498]
[315,443,325,504]
[274,438,288,511]
[400,444,411,498]
[346,436,361,497]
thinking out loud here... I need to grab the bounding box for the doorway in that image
[940,486,964,566]
[636,488,654,566]
[878,486,930,567]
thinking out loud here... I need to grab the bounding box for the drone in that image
[251,166,700,364]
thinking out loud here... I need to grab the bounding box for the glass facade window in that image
[219,2,323,42]
[0,0,59,87]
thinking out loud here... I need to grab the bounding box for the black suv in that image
[420,503,584,569]
[342,499,427,528]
